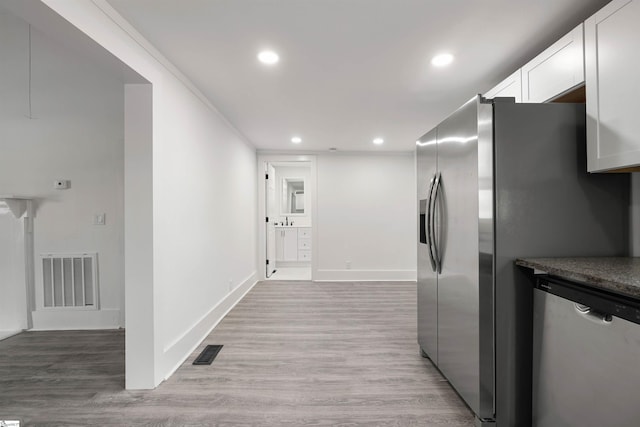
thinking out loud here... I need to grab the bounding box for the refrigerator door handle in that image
[431,172,442,274]
[426,174,437,272]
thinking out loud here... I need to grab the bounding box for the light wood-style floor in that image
[0,281,474,426]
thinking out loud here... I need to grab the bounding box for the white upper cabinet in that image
[585,0,640,172]
[522,24,585,103]
[484,70,522,102]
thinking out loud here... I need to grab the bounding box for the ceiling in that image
[106,0,610,152]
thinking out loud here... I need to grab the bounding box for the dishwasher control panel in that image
[536,277,640,325]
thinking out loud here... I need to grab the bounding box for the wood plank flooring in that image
[0,281,474,426]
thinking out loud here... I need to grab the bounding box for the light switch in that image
[94,214,106,225]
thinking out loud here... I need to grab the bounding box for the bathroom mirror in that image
[281,178,305,215]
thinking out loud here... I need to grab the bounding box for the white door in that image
[266,163,277,277]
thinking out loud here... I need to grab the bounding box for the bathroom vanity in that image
[274,226,311,263]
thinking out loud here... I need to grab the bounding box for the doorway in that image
[265,163,276,278]
[259,156,316,281]
[0,202,32,340]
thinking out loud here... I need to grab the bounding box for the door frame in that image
[257,154,317,281]
[265,163,276,278]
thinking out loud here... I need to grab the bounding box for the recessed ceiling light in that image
[431,53,454,67]
[258,50,279,65]
[291,136,302,144]
[373,138,384,145]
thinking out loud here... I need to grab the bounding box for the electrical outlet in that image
[346,260,352,269]
[94,214,106,225]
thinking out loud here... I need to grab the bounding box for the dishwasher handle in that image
[574,303,613,324]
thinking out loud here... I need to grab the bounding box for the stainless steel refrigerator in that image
[416,95,629,426]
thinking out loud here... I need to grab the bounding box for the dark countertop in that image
[516,257,640,300]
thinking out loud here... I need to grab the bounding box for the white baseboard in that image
[314,269,416,282]
[275,261,311,268]
[160,271,258,380]
[0,330,23,341]
[30,309,121,330]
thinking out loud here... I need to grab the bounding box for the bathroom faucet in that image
[285,216,289,226]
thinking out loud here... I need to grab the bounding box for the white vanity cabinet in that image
[484,70,522,102]
[522,24,584,103]
[585,0,640,172]
[275,227,312,262]
[276,228,298,261]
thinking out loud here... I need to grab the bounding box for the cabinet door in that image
[585,0,640,172]
[275,230,285,261]
[522,24,584,103]
[484,70,522,102]
[283,229,298,261]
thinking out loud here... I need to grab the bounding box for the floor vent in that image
[41,253,98,309]
[193,345,223,365]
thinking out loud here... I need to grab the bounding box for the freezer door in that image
[417,128,438,362]
[435,96,494,419]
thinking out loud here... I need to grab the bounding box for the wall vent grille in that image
[41,253,98,309]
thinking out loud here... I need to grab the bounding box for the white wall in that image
[273,164,312,227]
[315,153,416,281]
[0,10,124,330]
[154,74,258,380]
[124,83,156,388]
[28,0,259,388]
[0,212,27,338]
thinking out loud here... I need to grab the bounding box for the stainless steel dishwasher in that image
[533,277,640,427]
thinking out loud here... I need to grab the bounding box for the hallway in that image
[0,281,473,426]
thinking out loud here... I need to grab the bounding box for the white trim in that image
[30,309,121,330]
[314,269,417,282]
[160,271,258,380]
